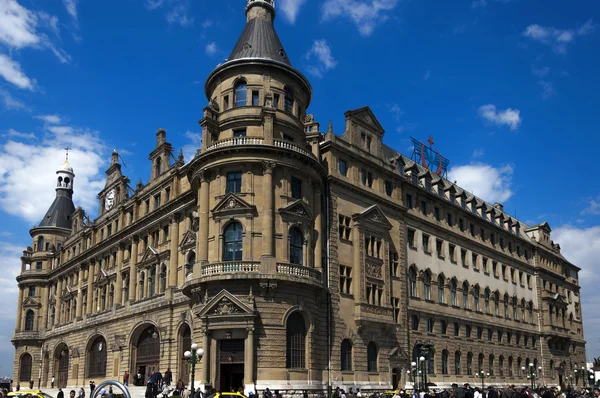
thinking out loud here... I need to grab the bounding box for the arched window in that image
[155,157,162,177]
[512,296,518,320]
[455,351,461,375]
[467,352,473,375]
[341,339,352,371]
[489,354,495,376]
[427,348,435,374]
[522,299,527,321]
[494,291,500,315]
[508,356,513,376]
[284,86,294,113]
[286,312,306,369]
[450,279,457,306]
[186,251,195,276]
[367,342,378,372]
[289,227,303,265]
[549,360,554,379]
[423,272,431,300]
[473,285,480,311]
[160,265,167,293]
[19,353,32,381]
[409,268,417,297]
[223,222,243,262]
[478,353,484,372]
[442,350,449,374]
[569,313,574,327]
[462,281,469,309]
[25,310,34,331]
[149,267,156,297]
[235,80,247,107]
[504,294,509,318]
[528,302,534,323]
[437,275,445,304]
[87,336,107,378]
[37,236,44,252]
[499,355,504,377]
[517,358,522,375]
[484,288,490,313]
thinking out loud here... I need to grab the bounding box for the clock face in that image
[105,189,115,210]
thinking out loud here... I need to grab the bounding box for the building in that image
[12,0,586,394]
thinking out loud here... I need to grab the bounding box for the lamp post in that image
[410,362,417,390]
[574,369,578,388]
[183,343,204,392]
[479,370,489,390]
[589,373,595,387]
[419,356,426,391]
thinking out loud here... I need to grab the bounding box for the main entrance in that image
[219,339,244,392]
[135,326,161,385]
[55,345,69,389]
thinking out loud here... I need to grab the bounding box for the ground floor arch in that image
[178,323,191,385]
[130,324,161,386]
[54,343,69,388]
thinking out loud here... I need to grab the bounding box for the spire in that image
[228,0,290,66]
[38,155,76,229]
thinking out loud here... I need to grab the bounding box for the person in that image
[146,383,155,398]
[90,381,95,396]
[124,372,129,387]
[264,388,273,398]
[357,389,363,398]
[341,390,347,398]
[79,387,86,398]
[474,388,482,398]
[29,381,34,390]
[58,389,64,398]
[70,391,76,398]
[52,377,56,389]
[488,387,498,398]
[164,370,172,386]
[16,383,20,392]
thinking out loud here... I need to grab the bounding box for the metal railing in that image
[91,381,131,398]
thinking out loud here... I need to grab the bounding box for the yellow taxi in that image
[8,390,54,398]
[206,393,247,398]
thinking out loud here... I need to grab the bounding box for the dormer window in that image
[235,80,247,107]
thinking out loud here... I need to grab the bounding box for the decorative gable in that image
[353,204,393,230]
[279,200,312,220]
[22,297,41,308]
[212,193,257,220]
[179,229,197,251]
[94,269,109,284]
[197,289,254,318]
[345,106,385,136]
[140,246,159,262]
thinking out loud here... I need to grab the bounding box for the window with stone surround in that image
[338,215,351,241]
[341,339,353,371]
[393,298,401,322]
[286,312,306,369]
[365,235,382,258]
[436,239,444,258]
[422,234,431,253]
[455,351,461,375]
[385,181,393,197]
[423,272,431,300]
[366,283,383,306]
[482,257,489,273]
[450,279,457,306]
[367,342,378,372]
[437,275,445,304]
[409,268,417,297]
[340,265,352,295]
[467,352,473,375]
[408,229,416,249]
[338,159,348,177]
[406,193,413,209]
[449,244,456,262]
[461,249,467,266]
[390,251,399,277]
[454,322,460,336]
[442,350,449,375]
[411,314,419,330]
[426,318,434,333]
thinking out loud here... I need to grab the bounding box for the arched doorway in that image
[54,344,69,388]
[19,353,32,382]
[131,325,160,386]
[179,324,191,385]
[87,336,107,378]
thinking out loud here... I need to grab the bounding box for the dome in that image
[58,159,74,173]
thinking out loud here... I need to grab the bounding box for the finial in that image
[328,120,333,134]
[177,148,184,165]
[64,147,71,161]
[136,178,144,191]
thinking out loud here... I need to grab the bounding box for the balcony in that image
[12,330,41,341]
[202,261,261,275]
[276,262,322,283]
[203,137,317,160]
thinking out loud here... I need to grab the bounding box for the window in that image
[408,229,416,249]
[497,330,502,342]
[450,279,457,306]
[390,251,399,277]
[361,170,373,187]
[341,340,352,371]
[489,355,495,376]
[461,249,467,266]
[28,286,35,297]
[437,275,445,304]
[473,286,480,312]
[528,302,534,323]
[286,312,306,368]
[233,129,246,137]
[284,87,294,112]
[338,159,348,176]
[420,201,427,215]
[19,353,32,382]
[289,227,303,265]
[477,326,483,339]
[482,257,488,273]
[411,315,419,330]
[454,322,460,336]
[512,297,518,320]
[436,239,443,257]
[422,234,430,253]
[426,318,434,333]
[434,207,441,221]
[226,172,243,194]
[492,261,498,276]
[36,262,42,270]
[252,90,259,106]
[442,350,449,375]
[334,265,352,296]
[367,342,378,372]
[478,353,484,372]
[406,194,413,209]
[25,310,34,331]
[423,272,431,300]
[463,282,469,309]
[449,244,456,262]
[223,222,243,262]
[145,199,150,215]
[480,228,486,241]
[484,289,490,313]
[409,268,417,298]
[494,292,500,315]
[338,215,351,240]
[366,283,383,306]
[224,95,229,110]
[459,218,464,231]
[467,352,473,375]
[470,223,475,237]
[235,81,247,107]
[441,321,447,334]
[447,213,453,227]
[37,236,44,252]
[455,352,461,375]
[504,295,509,318]
[466,325,472,338]
[273,94,279,109]
[385,181,393,197]
[88,336,107,378]
[487,328,493,341]
[283,134,294,142]
[291,177,302,199]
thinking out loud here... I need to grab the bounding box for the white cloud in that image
[389,103,404,121]
[35,114,61,124]
[0,0,40,48]
[4,128,35,140]
[539,80,556,100]
[553,225,600,358]
[147,0,193,27]
[305,39,337,78]
[181,130,201,163]
[205,42,217,56]
[478,104,522,131]
[63,0,78,21]
[523,19,595,54]
[1,89,28,110]
[472,148,484,158]
[279,0,306,24]
[0,240,25,371]
[322,0,398,37]
[581,196,600,215]
[0,120,107,223]
[0,53,35,90]
[448,163,514,203]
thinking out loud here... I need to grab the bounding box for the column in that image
[129,237,139,301]
[169,214,180,287]
[353,227,361,298]
[40,286,49,329]
[76,266,83,319]
[15,287,23,330]
[86,263,94,315]
[115,244,124,306]
[313,182,323,271]
[56,279,63,324]
[200,327,210,385]
[197,170,210,267]
[261,161,276,257]
[244,327,255,390]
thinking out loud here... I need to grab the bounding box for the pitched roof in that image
[228,17,291,66]
[38,193,75,229]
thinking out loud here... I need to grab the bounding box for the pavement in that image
[23,386,149,398]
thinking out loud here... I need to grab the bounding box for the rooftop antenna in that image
[64,147,71,161]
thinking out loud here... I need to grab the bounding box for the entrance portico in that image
[196,289,256,394]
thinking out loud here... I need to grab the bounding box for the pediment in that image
[279,200,312,220]
[22,297,41,308]
[345,106,385,135]
[197,289,254,318]
[353,205,393,230]
[179,229,197,250]
[94,269,109,283]
[212,194,257,219]
[140,246,159,262]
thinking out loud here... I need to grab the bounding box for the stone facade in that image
[12,0,586,395]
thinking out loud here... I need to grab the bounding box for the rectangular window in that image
[162,225,169,242]
[434,207,441,221]
[449,244,456,262]
[338,215,352,240]
[466,325,472,338]
[472,253,477,269]
[427,318,434,333]
[461,249,467,266]
[291,177,302,199]
[411,315,419,331]
[422,234,430,253]
[36,262,43,270]
[436,239,443,258]
[502,264,507,280]
[483,257,488,273]
[226,172,242,194]
[107,224,112,237]
[224,95,229,110]
[338,159,348,177]
[390,251,399,277]
[340,265,352,294]
[490,233,496,245]
[145,199,150,215]
[406,194,413,209]
[459,218,464,232]
[165,187,171,201]
[454,323,460,336]
[420,201,427,215]
[233,129,247,137]
[497,330,502,342]
[441,321,447,335]
[477,327,483,339]
[488,328,493,341]
[283,134,294,142]
[385,181,393,197]
[252,90,259,106]
[408,229,416,249]
[447,213,453,227]
[470,223,475,236]
[492,261,498,276]
[154,194,161,209]
[274,94,279,109]
[361,169,367,185]
[480,228,485,241]
[28,286,35,297]
[367,172,373,187]
[527,275,531,288]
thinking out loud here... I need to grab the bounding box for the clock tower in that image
[98,150,129,215]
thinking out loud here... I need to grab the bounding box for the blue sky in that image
[1,0,599,378]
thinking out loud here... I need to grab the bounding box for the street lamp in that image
[479,370,489,390]
[183,343,204,392]
[410,362,417,390]
[589,373,595,387]
[419,356,426,391]
[522,362,538,390]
